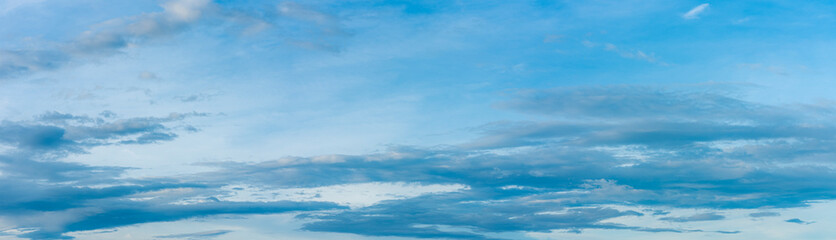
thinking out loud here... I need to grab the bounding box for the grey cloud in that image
[0,111,205,186]
[56,201,342,236]
[644,209,670,216]
[184,86,836,238]
[202,141,836,209]
[0,111,346,239]
[749,212,780,218]
[0,112,205,153]
[660,213,725,222]
[301,192,646,239]
[496,86,783,121]
[0,49,69,78]
[461,120,834,150]
[785,218,813,224]
[7,86,836,239]
[0,152,125,182]
[16,200,342,239]
[0,123,70,150]
[194,144,834,238]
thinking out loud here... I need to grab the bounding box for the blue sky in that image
[2,0,836,239]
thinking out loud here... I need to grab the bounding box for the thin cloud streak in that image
[683,3,710,19]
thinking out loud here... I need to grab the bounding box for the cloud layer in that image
[4,82,836,239]
[4,1,836,239]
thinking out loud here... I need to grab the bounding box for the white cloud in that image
[162,0,211,22]
[603,43,664,64]
[214,182,469,209]
[683,3,710,20]
[0,0,44,15]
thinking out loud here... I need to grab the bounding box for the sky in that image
[2,0,836,239]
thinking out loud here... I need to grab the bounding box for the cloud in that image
[646,209,670,216]
[495,86,772,120]
[473,86,832,151]
[174,91,221,102]
[6,86,836,239]
[785,218,813,224]
[749,212,780,218]
[738,63,789,76]
[13,199,342,239]
[301,193,646,239]
[0,112,334,239]
[603,43,664,64]
[0,0,213,78]
[181,86,836,238]
[660,213,725,222]
[70,0,213,56]
[275,2,350,53]
[139,71,158,80]
[0,111,208,153]
[57,201,341,234]
[581,41,666,64]
[683,3,709,20]
[0,0,44,15]
[0,112,212,185]
[155,230,232,239]
[0,0,349,79]
[0,49,69,78]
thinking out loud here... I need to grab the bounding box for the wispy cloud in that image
[0,0,44,15]
[604,43,663,64]
[0,0,213,78]
[173,86,836,238]
[750,212,780,218]
[583,41,667,64]
[661,213,725,222]
[0,112,345,239]
[5,85,836,239]
[786,218,814,224]
[5,1,836,239]
[156,230,233,239]
[683,3,710,19]
[0,0,348,79]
